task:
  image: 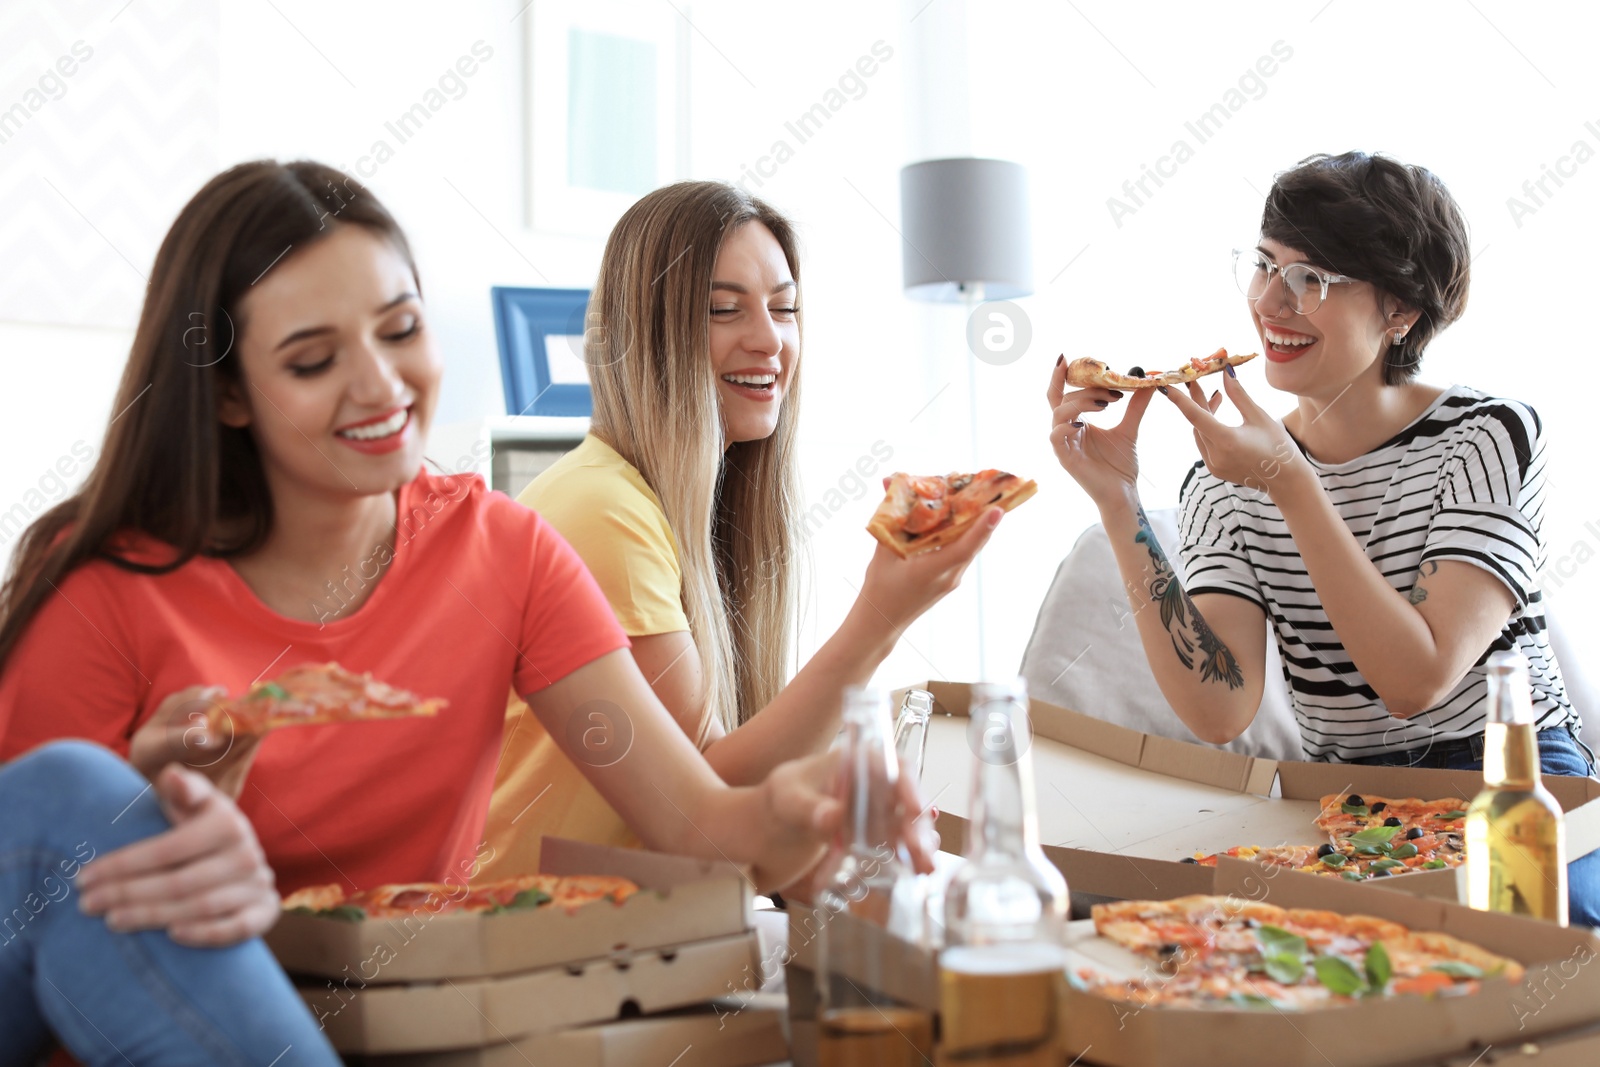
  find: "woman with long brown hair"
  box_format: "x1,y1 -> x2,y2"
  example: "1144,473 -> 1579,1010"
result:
480,181 -> 999,878
0,161 -> 930,1054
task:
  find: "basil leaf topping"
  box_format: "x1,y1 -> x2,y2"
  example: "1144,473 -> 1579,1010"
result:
1313,956 -> 1367,995
1436,810 -> 1468,820
1319,853 -> 1348,868
1257,924 -> 1307,957
1341,803 -> 1370,816
1264,955 -> 1305,984
249,682 -> 290,702
1431,960 -> 1485,979
1371,858 -> 1406,870
1365,943 -> 1392,991
490,888 -> 552,913
1422,859 -> 1449,870
1347,825 -> 1401,845
1391,843 -> 1419,860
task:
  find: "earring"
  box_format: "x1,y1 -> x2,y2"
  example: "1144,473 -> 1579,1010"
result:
1392,328 -> 1408,344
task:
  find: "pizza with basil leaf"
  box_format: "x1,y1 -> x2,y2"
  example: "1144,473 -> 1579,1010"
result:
204,662 -> 445,737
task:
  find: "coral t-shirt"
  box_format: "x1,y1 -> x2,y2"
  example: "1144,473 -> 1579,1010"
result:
0,469 -> 629,895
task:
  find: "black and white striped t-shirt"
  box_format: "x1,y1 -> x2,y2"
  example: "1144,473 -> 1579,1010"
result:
1178,385 -> 1575,761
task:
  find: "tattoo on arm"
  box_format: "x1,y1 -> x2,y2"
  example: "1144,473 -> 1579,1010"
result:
1133,507 -> 1245,690
1408,560 -> 1439,605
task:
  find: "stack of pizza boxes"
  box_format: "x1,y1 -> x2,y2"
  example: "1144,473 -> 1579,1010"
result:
266,836 -> 788,1066
781,681 -> 1600,1067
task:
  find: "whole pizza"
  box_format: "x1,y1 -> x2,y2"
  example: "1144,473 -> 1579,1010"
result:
282,874 -> 639,920
1074,894 -> 1519,1010
1193,793 -> 1468,882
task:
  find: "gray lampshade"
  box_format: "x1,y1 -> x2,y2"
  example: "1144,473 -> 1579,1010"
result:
899,157 -> 1033,302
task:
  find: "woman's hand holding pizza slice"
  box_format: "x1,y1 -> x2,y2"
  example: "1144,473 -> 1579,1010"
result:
129,686 -> 263,799
1047,354 -> 1156,508
1160,363 -> 1304,492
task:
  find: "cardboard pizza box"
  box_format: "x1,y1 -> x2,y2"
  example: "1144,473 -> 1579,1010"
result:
910,680 -> 1600,905
346,1002 -> 789,1067
305,929 -> 761,1054
1061,856 -> 1600,1067
267,836 -> 754,982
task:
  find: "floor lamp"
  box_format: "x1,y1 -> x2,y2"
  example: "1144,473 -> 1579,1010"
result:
899,157 -> 1033,675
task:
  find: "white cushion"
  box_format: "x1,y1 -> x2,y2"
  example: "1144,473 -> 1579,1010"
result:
1019,509 -> 1305,761
1543,602 -> 1599,760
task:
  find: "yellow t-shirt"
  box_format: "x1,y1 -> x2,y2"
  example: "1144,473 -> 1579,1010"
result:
477,435 -> 690,879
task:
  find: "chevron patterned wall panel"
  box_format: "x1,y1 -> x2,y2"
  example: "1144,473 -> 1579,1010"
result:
0,0 -> 219,328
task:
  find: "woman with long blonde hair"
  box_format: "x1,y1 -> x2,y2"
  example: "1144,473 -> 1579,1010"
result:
482,181 -> 999,876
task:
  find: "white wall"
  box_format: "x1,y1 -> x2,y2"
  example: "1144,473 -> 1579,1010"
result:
3,0 -> 1596,695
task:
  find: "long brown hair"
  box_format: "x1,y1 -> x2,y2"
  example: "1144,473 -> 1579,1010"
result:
0,160 -> 418,671
586,181 -> 803,740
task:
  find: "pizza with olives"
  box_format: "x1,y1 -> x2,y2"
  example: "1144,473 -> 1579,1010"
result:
1073,894 -> 1520,1010
1190,793 -> 1467,883
281,874 -> 639,920
1064,348 -> 1257,390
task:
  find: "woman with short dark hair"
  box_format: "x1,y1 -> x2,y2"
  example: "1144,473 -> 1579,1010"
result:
1047,151 -> 1596,924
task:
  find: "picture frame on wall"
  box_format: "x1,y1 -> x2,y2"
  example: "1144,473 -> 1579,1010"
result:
525,0 -> 690,238
491,286 -> 594,417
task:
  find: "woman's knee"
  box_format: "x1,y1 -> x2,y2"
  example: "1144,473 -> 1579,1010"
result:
0,740 -> 151,825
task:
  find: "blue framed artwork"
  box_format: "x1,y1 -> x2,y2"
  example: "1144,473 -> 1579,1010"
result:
491,286 -> 593,417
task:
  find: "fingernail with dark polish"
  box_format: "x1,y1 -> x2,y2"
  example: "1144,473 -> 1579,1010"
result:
1110,391 -> 1124,399
1071,420 -> 1084,428
1226,363 -> 1237,378
1157,385 -> 1169,395
1056,354 -> 1064,368
1094,400 -> 1108,408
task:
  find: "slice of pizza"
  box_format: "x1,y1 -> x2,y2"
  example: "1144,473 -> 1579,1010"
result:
206,662 -> 446,737
1065,348 -> 1257,390
867,470 -> 1037,558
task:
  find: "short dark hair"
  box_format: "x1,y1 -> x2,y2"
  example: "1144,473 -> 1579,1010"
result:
1261,152 -> 1470,385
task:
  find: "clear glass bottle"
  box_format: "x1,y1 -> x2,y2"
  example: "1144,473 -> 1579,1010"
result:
1466,651 -> 1568,924
814,686 -> 933,1067
894,688 -> 935,787
939,678 -> 1068,1067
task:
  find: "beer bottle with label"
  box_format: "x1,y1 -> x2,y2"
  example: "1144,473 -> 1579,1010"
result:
894,688 -> 935,786
814,686 -> 933,1067
1465,651 -> 1568,925
939,678 -> 1069,1067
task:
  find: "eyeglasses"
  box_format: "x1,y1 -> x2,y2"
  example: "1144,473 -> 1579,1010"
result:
1232,249 -> 1353,315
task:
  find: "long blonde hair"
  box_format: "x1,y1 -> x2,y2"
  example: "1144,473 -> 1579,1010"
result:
586,182 -> 803,742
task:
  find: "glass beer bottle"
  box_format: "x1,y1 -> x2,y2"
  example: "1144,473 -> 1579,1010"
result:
815,686 -> 934,1067
940,678 -> 1069,1067
1466,651 -> 1568,924
894,688 -> 935,786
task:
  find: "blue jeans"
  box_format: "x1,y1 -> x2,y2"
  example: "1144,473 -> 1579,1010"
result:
0,741 -> 340,1067
1351,724 -> 1600,928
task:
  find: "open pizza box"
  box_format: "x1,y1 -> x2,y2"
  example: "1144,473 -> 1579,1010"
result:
784,855 -> 1600,1067
344,1002 -> 788,1067
267,835 -> 754,983
1061,856 -> 1600,1067
907,680 -> 1600,905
